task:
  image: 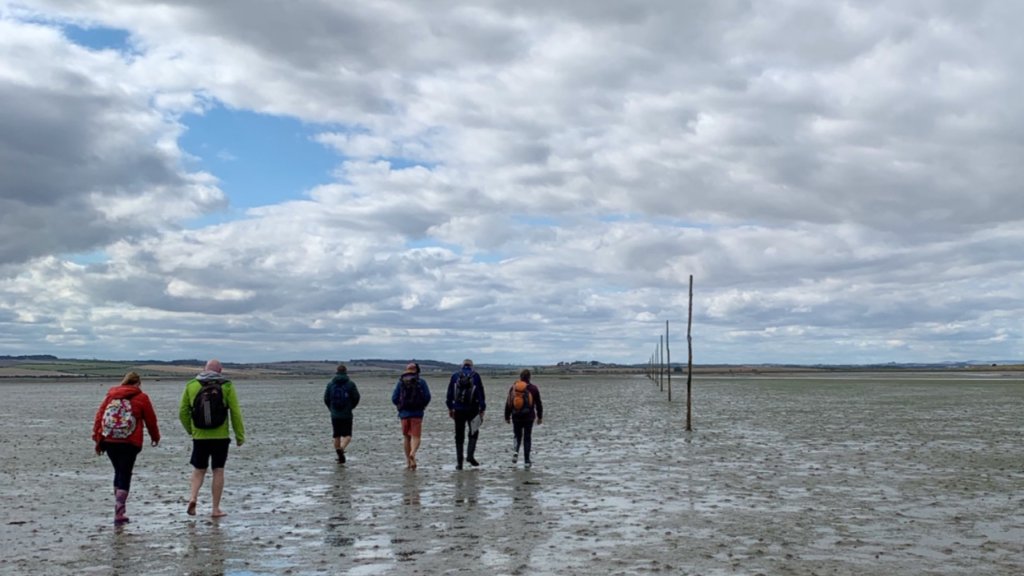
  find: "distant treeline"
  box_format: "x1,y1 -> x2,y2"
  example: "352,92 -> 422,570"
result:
0,355 -> 207,366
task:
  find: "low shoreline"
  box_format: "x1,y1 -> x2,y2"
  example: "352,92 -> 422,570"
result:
2,362 -> 1022,381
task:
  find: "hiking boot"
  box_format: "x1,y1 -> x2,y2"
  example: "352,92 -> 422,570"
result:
512,451 -> 518,464
336,449 -> 346,463
525,461 -> 532,469
467,457 -> 479,467
456,462 -> 463,470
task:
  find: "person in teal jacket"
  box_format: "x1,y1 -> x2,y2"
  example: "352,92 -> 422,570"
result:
324,364 -> 361,463
179,359 -> 245,518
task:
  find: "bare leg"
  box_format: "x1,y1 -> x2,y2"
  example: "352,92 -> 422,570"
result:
409,435 -> 421,470
333,436 -> 346,462
339,436 -> 352,451
211,468 -> 227,517
188,468 -> 205,515
403,435 -> 413,469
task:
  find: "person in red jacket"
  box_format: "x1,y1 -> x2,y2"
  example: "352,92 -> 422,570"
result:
92,371 -> 161,525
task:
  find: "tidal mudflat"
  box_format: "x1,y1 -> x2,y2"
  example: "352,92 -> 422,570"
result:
1,372 -> 1022,575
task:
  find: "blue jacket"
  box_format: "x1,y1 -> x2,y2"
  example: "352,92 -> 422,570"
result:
391,372 -> 430,419
445,367 -> 486,415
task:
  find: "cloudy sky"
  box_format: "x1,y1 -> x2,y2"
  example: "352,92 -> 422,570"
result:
1,1 -> 1021,366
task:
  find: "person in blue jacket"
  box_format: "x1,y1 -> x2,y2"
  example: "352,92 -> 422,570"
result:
446,359 -> 486,469
392,362 -> 430,470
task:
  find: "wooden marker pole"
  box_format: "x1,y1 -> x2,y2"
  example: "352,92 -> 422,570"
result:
686,274 -> 693,431
659,335 -> 664,392
666,320 -> 671,402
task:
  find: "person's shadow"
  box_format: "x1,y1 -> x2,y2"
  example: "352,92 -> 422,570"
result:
324,471 -> 356,549
402,470 -> 421,507
446,471 -> 485,567
454,469 -> 481,508
503,470 -> 544,573
389,472 -> 428,564
183,519 -> 226,575
109,528 -> 133,574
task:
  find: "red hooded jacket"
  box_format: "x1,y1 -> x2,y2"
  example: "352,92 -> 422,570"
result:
92,384 -> 161,450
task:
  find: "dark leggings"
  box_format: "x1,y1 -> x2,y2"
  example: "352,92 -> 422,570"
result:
512,418 -> 535,462
103,442 -> 141,492
453,412 -> 479,461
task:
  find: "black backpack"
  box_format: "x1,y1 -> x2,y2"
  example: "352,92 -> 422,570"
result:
454,371 -> 475,408
330,382 -> 350,411
398,374 -> 425,411
192,381 -> 228,429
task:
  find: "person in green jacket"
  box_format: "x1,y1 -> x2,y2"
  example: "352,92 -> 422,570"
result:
323,364 -> 361,463
179,359 -> 245,518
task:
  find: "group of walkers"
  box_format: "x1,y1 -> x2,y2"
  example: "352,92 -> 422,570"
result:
92,359 -> 245,525
91,358 -> 542,525
327,359 -> 544,470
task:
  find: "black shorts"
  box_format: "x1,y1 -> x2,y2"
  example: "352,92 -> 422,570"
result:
331,417 -> 353,438
190,439 -> 231,470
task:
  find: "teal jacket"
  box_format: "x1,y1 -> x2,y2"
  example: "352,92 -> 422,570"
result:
179,371 -> 246,444
324,373 -> 361,419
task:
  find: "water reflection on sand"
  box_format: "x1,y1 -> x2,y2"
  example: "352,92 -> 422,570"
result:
1,374 -> 1023,575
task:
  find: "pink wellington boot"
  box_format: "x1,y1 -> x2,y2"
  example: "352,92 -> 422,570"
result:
114,489 -> 130,525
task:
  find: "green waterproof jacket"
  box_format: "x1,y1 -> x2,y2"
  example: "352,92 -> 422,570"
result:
324,373 -> 361,419
179,372 -> 246,444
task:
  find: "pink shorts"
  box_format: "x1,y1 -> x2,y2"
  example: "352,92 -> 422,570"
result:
401,417 -> 423,438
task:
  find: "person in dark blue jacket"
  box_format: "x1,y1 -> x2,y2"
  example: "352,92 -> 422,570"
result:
324,364 -> 360,463
446,359 -> 486,469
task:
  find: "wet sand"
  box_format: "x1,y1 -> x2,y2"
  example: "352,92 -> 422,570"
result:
1,373 -> 1022,575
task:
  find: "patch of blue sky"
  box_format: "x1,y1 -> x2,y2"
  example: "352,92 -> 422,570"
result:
383,157 -> 438,171
66,250 -> 109,266
178,105 -> 346,226
62,24 -> 133,53
405,238 -> 460,252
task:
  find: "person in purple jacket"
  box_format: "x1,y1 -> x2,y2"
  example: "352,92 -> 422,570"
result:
504,369 -> 543,468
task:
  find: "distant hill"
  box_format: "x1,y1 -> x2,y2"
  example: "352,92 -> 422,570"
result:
0,355 -> 1021,379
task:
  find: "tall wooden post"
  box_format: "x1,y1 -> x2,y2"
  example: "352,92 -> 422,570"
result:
659,335 -> 664,392
686,274 -> 693,431
666,320 -> 671,402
